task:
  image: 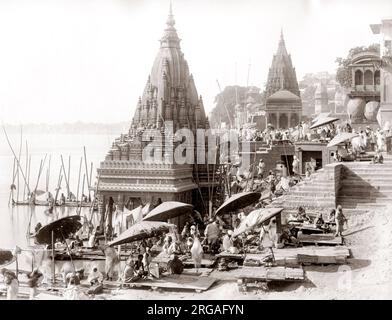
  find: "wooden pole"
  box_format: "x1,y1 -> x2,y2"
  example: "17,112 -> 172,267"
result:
60,155 -> 70,198
52,230 -> 55,284
46,155 -> 51,193
16,127 -> 22,203
83,146 -> 91,197
35,159 -> 43,193
89,161 -> 93,189
54,164 -> 63,206
79,174 -> 85,215
8,158 -> 16,206
23,141 -> 28,200
2,124 -> 31,194
76,157 -> 82,202
35,153 -> 48,193
27,155 -> 31,197
68,155 -> 71,197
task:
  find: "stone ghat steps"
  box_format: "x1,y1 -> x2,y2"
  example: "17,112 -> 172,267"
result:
339,181 -> 392,194
290,186 -> 335,193
281,208 -> 370,218
337,197 -> 392,208
287,192 -> 335,198
339,187 -> 392,195
340,179 -> 392,187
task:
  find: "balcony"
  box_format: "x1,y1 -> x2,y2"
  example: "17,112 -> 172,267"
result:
353,85 -> 380,92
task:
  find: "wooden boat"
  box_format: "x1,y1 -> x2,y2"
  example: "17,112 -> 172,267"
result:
12,199 -> 94,209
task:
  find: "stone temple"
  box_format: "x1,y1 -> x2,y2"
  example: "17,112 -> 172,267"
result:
96,6 -> 216,229
264,31 -> 302,129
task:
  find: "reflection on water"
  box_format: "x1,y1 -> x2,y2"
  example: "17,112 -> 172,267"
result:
0,133 -> 117,271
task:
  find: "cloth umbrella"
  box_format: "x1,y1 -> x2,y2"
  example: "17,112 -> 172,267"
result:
243,122 -> 257,129
233,207 -> 283,237
327,132 -> 359,148
143,201 -> 193,221
108,221 -> 175,246
32,215 -> 82,245
311,112 -> 331,123
215,192 -> 261,216
310,116 -> 339,129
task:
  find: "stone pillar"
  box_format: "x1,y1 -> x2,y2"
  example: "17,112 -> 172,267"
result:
276,112 -> 280,129
288,113 -> 292,128
117,193 -> 125,211
98,194 -> 106,230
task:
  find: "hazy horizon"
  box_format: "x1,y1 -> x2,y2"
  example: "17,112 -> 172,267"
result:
0,0 -> 391,125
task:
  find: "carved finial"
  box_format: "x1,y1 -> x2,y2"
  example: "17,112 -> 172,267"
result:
167,1 -> 175,27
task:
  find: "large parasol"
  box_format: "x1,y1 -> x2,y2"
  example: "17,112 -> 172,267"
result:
311,112 -> 331,123
215,191 -> 261,216
32,215 -> 82,245
143,201 -> 193,222
232,207 -> 284,237
327,132 -> 359,148
310,116 -> 339,129
108,221 -> 175,246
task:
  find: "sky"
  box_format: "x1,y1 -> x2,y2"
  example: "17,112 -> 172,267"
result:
0,0 -> 391,124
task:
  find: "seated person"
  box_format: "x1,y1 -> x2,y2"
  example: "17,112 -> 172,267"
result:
134,255 -> 148,278
279,226 -> 299,247
337,146 -> 356,161
167,254 -> 184,275
298,206 -> 311,222
327,209 -> 336,223
121,259 -> 139,284
314,213 -> 325,228
373,150 -> 384,164
87,266 -> 103,285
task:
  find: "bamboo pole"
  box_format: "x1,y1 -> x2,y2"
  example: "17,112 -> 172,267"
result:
68,155 -> 71,197
46,155 -> 51,193
23,141 -> 28,200
78,174 -> 85,215
8,158 -> 16,206
76,157 -> 82,202
34,153 -> 47,193
2,124 -> 31,195
83,146 -> 91,197
52,230 -> 55,284
89,161 -> 93,189
60,155 -> 70,198
16,127 -> 23,203
27,155 -> 31,197
54,164 -> 63,206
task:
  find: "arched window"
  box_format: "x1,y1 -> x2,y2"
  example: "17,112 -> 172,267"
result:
355,70 -> 363,85
374,70 -> 380,85
364,70 -> 373,85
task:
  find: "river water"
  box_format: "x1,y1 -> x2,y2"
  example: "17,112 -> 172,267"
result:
0,132 -> 117,253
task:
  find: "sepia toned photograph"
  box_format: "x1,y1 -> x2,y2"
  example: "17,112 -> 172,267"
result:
0,0 -> 391,303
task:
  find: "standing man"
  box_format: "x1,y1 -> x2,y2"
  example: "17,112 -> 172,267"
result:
257,159 -> 266,179
292,155 -> 300,176
335,205 -> 347,237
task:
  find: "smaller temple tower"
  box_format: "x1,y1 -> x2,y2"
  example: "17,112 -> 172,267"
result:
314,82 -> 329,114
264,31 -> 302,129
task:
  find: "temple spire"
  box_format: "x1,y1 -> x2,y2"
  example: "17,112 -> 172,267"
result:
167,1 -> 175,27
277,29 -> 287,56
